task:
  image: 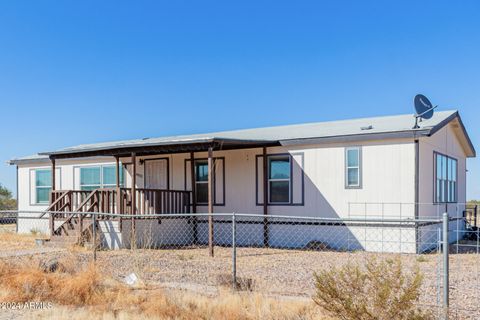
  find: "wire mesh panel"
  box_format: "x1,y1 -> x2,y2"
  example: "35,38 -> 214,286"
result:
2,209 -> 480,318
230,213 -> 443,317
0,211 -> 17,232
450,216 -> 480,319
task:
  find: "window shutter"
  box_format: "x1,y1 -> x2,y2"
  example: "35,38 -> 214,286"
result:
214,158 -> 225,205
55,168 -> 61,189
291,153 -> 304,205
256,155 -> 265,205
184,159 -> 192,191
30,170 -> 36,204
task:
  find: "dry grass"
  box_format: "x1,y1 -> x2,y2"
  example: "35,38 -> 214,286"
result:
0,230 -> 38,251
0,257 -> 105,305
31,292 -> 330,320
0,257 -> 329,320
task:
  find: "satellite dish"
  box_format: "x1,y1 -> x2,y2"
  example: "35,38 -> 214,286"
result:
414,94 -> 434,119
413,94 -> 437,129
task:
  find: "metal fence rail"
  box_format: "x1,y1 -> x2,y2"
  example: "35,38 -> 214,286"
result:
1,210 -> 479,319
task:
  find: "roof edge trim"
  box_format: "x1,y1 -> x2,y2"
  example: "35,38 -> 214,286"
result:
427,111 -> 476,157
279,129 -> 431,146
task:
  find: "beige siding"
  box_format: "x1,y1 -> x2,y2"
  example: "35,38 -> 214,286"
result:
116,139 -> 415,219
17,142 -> 416,218
418,123 -> 468,219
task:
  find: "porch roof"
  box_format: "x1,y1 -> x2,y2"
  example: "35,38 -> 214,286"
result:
9,109 -> 475,163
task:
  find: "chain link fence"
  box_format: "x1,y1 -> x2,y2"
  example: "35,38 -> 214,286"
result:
0,208 -> 479,319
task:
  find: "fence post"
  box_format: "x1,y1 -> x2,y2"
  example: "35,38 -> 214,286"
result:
49,212 -> 54,237
475,205 -> 478,228
442,212 -> 449,319
92,213 -> 97,262
232,212 -> 237,291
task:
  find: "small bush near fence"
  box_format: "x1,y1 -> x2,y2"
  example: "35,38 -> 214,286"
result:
313,256 -> 432,320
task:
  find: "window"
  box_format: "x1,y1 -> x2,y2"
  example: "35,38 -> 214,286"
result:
35,169 -> 51,204
255,153 -> 305,206
195,160 -> 209,203
188,158 -> 225,206
435,153 -> 457,203
268,156 -> 291,203
80,165 -> 124,191
345,147 -> 361,188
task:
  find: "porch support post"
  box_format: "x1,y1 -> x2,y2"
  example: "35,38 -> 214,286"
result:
208,146 -> 214,257
50,158 -> 56,236
115,156 -> 121,213
115,156 -> 122,233
51,158 -> 56,192
131,152 -> 137,249
190,152 -> 198,244
262,147 -> 269,247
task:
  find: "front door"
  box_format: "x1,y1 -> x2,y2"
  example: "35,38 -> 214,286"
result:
145,159 -> 168,189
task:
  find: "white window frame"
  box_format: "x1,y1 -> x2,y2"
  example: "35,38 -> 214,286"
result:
79,164 -> 124,190
34,169 -> 52,204
345,147 -> 362,189
434,152 -> 457,204
268,155 -> 291,204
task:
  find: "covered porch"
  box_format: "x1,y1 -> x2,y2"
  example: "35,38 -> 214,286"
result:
42,138 -> 279,252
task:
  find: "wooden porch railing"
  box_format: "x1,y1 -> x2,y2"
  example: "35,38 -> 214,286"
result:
47,188 -> 191,216
120,188 -> 191,215
42,190 -> 92,218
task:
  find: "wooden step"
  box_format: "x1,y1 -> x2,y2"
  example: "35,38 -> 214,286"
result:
54,219 -> 94,235
52,220 -> 95,244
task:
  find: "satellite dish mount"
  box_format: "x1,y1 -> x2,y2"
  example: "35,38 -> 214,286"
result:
413,94 -> 437,129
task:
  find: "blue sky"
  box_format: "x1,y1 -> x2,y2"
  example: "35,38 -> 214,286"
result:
1,1 -> 479,199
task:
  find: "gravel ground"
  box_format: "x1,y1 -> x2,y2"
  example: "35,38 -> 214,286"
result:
1,245 -> 479,319
0,247 -> 65,258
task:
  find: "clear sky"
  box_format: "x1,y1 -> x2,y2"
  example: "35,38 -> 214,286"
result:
1,1 -> 479,199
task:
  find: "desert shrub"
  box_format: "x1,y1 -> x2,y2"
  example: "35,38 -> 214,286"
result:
313,256 -> 432,320
217,273 -> 255,291
305,240 -> 335,251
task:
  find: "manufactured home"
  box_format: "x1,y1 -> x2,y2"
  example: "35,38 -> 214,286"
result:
9,110 -> 475,253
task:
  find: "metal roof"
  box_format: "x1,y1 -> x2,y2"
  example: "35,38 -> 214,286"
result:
8,153 -> 50,165
7,154 -> 114,165
9,110 -> 475,164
